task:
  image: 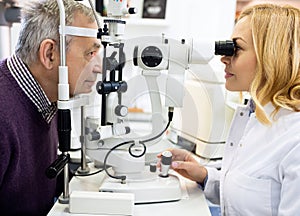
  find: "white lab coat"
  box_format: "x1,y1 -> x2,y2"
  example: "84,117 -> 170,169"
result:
204,102 -> 300,216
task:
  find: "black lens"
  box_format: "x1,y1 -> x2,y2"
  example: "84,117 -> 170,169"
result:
141,46 -> 163,68
215,40 -> 235,56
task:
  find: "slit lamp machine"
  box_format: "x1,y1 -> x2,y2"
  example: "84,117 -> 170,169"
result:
42,0 -> 236,211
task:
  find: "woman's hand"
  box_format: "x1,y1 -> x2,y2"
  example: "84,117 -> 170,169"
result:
157,148 -> 208,184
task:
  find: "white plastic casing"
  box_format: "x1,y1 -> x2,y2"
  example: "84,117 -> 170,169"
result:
69,191 -> 134,215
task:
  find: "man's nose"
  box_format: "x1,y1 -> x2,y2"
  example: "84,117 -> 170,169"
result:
93,65 -> 102,74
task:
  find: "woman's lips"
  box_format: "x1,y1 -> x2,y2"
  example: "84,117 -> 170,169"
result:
225,71 -> 234,79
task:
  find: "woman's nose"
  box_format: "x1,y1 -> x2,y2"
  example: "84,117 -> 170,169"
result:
221,55 -> 231,65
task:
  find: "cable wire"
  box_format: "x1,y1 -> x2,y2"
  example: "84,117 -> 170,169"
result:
103,140 -> 135,181
92,108 -> 174,182
73,168 -> 104,177
141,108 -> 173,143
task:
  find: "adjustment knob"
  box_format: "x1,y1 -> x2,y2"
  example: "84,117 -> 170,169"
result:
115,105 -> 128,117
128,7 -> 137,14
160,151 -> 172,177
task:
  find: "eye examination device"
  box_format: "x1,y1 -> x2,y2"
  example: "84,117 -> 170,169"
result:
215,40 -> 235,56
35,0 -> 238,214
85,37 -> 232,205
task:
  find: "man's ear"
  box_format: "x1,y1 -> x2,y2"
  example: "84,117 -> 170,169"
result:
39,39 -> 57,69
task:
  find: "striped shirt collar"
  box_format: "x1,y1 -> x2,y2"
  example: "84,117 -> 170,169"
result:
7,54 -> 57,123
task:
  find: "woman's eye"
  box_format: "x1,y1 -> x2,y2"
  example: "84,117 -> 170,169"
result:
234,46 -> 241,56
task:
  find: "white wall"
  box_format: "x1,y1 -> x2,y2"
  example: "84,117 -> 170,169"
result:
125,0 -> 236,40
9,0 -> 237,55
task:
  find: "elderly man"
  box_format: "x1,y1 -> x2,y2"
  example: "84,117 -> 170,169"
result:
0,0 -> 101,215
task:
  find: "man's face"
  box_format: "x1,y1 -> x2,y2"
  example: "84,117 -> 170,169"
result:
66,12 -> 102,96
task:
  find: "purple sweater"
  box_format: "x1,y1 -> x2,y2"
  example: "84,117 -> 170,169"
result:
0,59 -> 58,215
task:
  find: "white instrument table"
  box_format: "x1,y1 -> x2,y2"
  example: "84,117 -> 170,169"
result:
48,163 -> 211,216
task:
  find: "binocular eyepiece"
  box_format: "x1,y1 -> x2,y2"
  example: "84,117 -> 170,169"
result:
215,40 -> 235,56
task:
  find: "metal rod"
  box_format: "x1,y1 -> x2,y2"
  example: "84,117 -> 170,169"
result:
77,105 -> 90,174
101,46 -> 107,126
58,159 -> 69,204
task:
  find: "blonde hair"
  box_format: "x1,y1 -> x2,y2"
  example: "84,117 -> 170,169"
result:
238,4 -> 300,125
15,0 -> 95,66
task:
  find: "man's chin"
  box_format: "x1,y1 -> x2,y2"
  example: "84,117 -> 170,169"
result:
72,88 -> 93,96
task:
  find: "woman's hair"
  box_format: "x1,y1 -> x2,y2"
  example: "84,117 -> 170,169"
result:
15,0 -> 95,66
238,4 -> 300,124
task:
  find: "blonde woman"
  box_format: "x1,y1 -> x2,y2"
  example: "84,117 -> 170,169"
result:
159,4 -> 300,215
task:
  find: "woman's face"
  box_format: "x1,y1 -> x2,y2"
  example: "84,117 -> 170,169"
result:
221,16 -> 257,91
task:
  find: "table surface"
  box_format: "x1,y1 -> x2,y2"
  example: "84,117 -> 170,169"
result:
48,163 -> 212,216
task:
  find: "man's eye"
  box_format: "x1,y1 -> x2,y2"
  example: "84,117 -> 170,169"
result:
87,51 -> 97,58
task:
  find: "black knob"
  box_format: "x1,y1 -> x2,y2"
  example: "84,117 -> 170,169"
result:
128,7 -> 137,14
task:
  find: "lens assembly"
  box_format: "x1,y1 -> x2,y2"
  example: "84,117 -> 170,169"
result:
215,40 -> 235,56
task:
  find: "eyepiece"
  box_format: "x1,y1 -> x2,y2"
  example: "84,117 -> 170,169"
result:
215,40 -> 235,56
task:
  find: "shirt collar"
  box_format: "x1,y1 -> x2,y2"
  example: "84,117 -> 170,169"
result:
250,99 -> 294,121
7,54 -> 57,123
263,102 -> 293,121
